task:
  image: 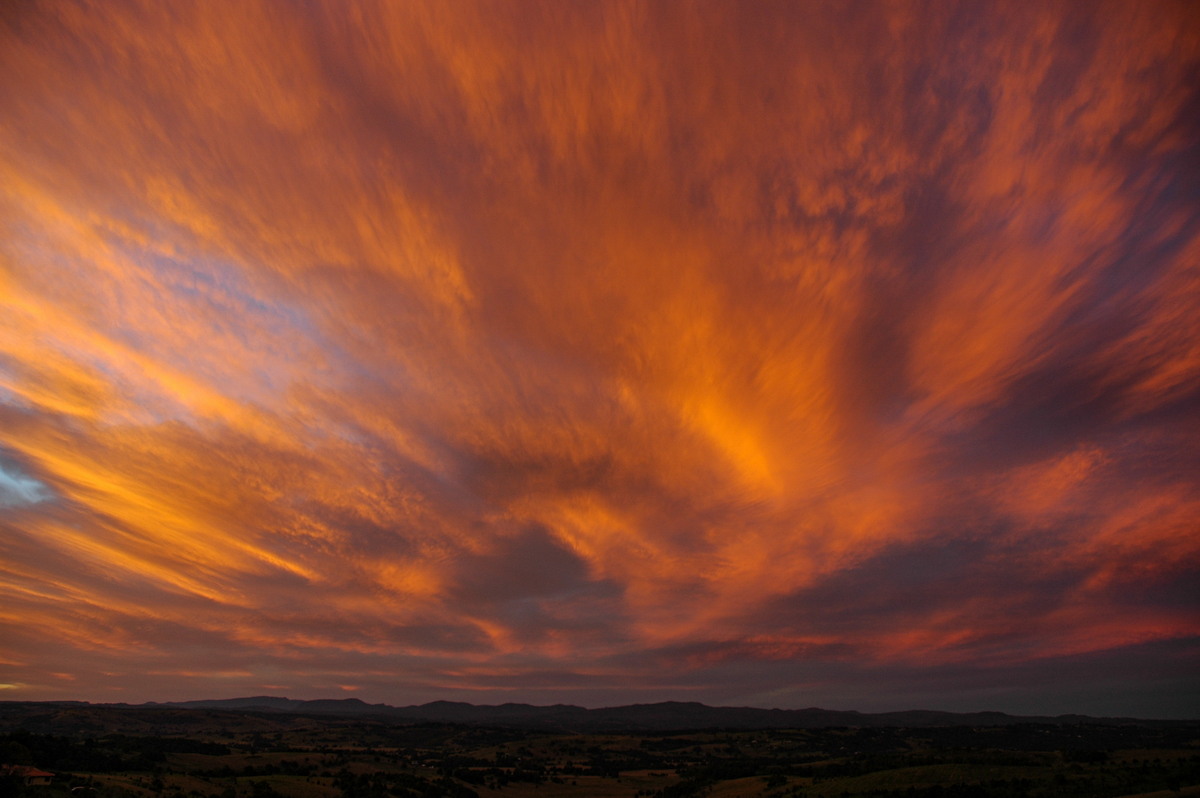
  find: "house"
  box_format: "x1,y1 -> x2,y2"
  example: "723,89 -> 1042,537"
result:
1,765 -> 54,786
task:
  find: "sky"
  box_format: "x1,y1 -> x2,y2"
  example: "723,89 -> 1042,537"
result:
1,1 -> 1198,719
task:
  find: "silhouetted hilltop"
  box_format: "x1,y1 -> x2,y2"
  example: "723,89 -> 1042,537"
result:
1,697 -> 1193,736
65,696 -> 1180,732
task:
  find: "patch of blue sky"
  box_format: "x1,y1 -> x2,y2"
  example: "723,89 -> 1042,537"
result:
0,452 -> 54,507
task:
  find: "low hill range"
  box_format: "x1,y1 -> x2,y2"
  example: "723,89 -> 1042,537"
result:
27,696 -> 1173,732
4,699 -> 1197,798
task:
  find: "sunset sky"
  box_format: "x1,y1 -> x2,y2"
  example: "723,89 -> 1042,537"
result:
1,1 -> 1198,718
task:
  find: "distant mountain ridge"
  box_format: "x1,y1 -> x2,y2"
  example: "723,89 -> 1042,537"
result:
105,696 -> 1162,732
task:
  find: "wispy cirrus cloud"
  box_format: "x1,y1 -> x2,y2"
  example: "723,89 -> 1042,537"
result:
0,0 -> 1197,715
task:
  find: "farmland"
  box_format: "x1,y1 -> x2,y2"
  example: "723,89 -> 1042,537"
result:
1,703 -> 1197,798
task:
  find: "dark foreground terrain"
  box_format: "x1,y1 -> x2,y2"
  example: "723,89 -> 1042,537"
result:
1,701 -> 1197,798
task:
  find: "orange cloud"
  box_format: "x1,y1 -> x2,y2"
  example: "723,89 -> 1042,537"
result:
0,0 -> 1197,715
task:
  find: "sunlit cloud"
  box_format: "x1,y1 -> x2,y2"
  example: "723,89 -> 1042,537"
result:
0,0 -> 1197,716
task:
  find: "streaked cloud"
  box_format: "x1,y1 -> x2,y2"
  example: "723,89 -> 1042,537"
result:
0,0 -> 1197,715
